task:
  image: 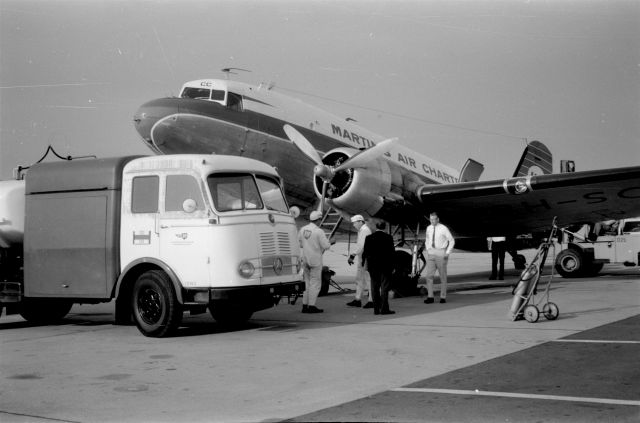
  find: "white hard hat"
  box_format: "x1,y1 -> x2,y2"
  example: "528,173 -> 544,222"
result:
350,214 -> 364,223
310,210 -> 323,221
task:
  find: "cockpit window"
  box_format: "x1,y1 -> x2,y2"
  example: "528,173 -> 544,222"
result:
227,92 -> 243,111
181,87 -> 211,100
211,89 -> 225,101
207,173 -> 263,212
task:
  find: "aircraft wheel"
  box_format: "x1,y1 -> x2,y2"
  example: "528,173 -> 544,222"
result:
391,250 -> 419,297
132,270 -> 182,337
542,302 -> 559,320
19,298 -> 73,323
523,304 -> 540,323
554,249 -> 584,278
513,254 -> 527,270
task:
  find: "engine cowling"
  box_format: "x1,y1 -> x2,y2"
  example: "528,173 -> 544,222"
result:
315,147 -> 392,216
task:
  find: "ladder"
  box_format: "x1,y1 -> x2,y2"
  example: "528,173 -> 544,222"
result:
318,206 -> 344,240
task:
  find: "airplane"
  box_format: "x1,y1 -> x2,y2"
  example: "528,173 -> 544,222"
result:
133,76 -> 640,286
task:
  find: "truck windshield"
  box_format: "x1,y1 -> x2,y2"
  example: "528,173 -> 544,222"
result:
207,173 -> 264,212
256,176 -> 288,213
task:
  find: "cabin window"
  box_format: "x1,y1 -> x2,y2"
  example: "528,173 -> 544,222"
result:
165,175 -> 204,212
207,173 -> 263,212
181,87 -> 211,100
132,175 -> 159,213
256,176 -> 288,213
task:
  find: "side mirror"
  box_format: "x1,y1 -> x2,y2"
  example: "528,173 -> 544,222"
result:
290,206 -> 300,218
182,199 -> 197,213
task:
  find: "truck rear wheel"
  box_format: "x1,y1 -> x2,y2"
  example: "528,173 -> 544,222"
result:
555,249 -> 584,278
132,270 -> 182,337
19,298 -> 73,323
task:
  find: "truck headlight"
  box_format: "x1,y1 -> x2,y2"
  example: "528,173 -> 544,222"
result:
238,261 -> 255,278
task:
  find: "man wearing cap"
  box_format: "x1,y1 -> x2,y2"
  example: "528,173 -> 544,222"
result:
346,215 -> 374,309
298,210 -> 332,313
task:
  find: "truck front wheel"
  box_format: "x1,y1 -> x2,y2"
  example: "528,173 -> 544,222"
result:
555,249 -> 585,278
132,270 -> 182,337
19,298 -> 72,323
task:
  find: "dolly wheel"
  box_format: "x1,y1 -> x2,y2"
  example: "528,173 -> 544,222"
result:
542,302 -> 559,320
523,305 -> 539,323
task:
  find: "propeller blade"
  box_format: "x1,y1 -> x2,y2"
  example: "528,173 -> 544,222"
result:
319,180 -> 328,215
334,137 -> 398,172
283,124 -> 323,166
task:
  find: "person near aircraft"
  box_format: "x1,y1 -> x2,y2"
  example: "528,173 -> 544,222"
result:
298,210 -> 332,313
362,221 -> 396,315
424,212 -> 455,304
487,236 -> 506,280
346,215 -> 374,309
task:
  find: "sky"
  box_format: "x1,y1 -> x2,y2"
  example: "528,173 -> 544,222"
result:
1,0 -> 639,181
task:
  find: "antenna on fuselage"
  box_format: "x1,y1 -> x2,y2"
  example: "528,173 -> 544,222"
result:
221,67 -> 251,79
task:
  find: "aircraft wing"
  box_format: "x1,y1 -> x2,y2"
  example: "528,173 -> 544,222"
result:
417,166 -> 640,237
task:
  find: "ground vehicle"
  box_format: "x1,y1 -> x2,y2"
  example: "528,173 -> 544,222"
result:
554,218 -> 640,277
0,154 -> 303,336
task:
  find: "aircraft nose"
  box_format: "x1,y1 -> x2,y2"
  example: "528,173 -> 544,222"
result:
132,98 -> 178,150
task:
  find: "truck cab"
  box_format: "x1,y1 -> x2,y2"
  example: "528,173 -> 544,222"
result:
554,217 -> 640,277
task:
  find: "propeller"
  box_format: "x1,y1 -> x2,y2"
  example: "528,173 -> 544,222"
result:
283,124 -> 398,215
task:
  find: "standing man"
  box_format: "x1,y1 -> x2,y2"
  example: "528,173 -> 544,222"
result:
487,236 -> 506,280
362,221 -> 396,315
424,212 -> 455,304
346,215 -> 374,309
298,210 -> 332,313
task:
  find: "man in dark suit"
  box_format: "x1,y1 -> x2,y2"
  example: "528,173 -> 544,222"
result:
362,220 -> 396,315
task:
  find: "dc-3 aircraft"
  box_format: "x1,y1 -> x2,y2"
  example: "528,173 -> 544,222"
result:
133,75 -> 640,286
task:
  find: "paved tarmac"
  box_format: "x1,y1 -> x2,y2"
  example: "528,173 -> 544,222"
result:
1,248 -> 638,423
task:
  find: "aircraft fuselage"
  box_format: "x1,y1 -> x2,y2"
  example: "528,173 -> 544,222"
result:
133,79 -> 460,222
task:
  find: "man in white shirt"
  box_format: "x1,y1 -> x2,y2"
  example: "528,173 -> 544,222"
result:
298,210 -> 332,313
487,236 -> 506,280
346,215 -> 374,308
424,212 -> 455,304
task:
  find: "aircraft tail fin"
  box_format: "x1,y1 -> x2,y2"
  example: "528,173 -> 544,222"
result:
513,140 -> 552,177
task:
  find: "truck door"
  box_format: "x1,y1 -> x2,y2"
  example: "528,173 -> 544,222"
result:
616,220 -> 640,264
158,174 -> 211,288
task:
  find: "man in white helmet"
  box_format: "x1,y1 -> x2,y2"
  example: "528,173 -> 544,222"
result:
298,210 -> 332,313
346,214 -> 374,309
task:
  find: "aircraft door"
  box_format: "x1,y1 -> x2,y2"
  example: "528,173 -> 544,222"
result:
158,174 -> 212,288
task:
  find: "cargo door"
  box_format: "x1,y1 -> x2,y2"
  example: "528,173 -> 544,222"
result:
24,192 -> 114,297
158,174 -> 211,288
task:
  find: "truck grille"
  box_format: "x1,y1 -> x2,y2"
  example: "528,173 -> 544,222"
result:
259,231 -> 292,255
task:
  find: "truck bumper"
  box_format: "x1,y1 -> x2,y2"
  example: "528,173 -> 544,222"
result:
182,280 -> 305,311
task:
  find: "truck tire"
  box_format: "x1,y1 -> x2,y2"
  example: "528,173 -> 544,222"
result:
19,298 -> 73,323
132,270 -> 182,337
209,302 -> 253,328
555,249 -> 584,278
